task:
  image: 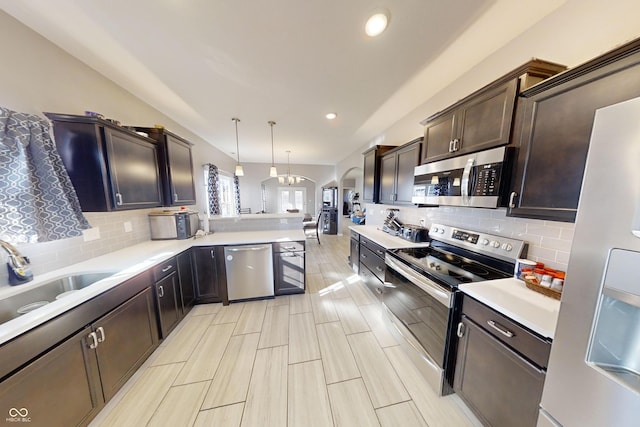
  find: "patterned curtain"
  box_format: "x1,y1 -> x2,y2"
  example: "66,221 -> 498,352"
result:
206,163 -> 221,215
233,175 -> 241,215
0,108 -> 90,244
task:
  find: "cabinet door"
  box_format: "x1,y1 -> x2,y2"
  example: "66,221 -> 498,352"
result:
0,326 -> 103,427
94,287 -> 159,401
274,251 -> 305,295
379,153 -> 397,204
422,112 -> 456,163
395,142 -> 421,204
103,127 -> 162,210
192,246 -> 224,303
456,79 -> 517,155
177,250 -> 195,314
509,59 -> 640,222
454,316 -> 544,427
166,135 -> 196,205
362,149 -> 378,203
155,273 -> 180,338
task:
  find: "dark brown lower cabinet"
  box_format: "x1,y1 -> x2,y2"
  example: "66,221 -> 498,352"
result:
0,287 -> 158,427
0,326 -> 102,427
273,241 -> 305,295
454,299 -> 548,427
192,246 -> 227,304
177,249 -> 195,314
154,272 -> 180,339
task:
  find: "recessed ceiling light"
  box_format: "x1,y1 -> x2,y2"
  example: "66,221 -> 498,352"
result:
326,112 -> 337,120
365,11 -> 389,37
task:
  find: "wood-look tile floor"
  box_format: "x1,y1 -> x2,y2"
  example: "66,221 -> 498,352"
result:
89,224 -> 482,427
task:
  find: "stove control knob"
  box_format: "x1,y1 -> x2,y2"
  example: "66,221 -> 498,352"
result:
432,227 -> 439,234
439,228 -> 445,234
480,239 -> 490,245
435,265 -> 441,270
501,243 -> 513,252
490,240 -> 500,248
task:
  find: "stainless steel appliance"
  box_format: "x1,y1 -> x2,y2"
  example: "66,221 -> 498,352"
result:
149,210 -> 199,240
224,244 -> 274,301
412,146 -> 512,208
322,187 -> 338,207
321,207 -> 338,234
383,223 -> 526,395
399,224 -> 430,243
538,97 -> 640,427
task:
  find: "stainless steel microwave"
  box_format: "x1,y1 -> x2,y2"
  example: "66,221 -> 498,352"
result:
412,146 -> 511,208
149,210 -> 199,240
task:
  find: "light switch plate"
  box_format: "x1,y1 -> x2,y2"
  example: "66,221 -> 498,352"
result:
123,221 -> 132,232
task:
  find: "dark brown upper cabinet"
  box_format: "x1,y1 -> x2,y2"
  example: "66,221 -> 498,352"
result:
46,113 -> 163,212
379,138 -> 422,205
508,39 -> 640,223
420,60 -> 566,165
135,127 -> 196,206
362,145 -> 394,203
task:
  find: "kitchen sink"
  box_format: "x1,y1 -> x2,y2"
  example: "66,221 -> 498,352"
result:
0,272 -> 116,325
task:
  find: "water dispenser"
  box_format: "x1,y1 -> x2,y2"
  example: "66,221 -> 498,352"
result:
587,248 -> 640,393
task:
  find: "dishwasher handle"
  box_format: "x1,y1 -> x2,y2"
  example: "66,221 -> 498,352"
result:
226,246 -> 269,252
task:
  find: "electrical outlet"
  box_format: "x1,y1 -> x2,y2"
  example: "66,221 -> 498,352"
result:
82,227 -> 100,242
419,218 -> 426,227
123,221 -> 132,232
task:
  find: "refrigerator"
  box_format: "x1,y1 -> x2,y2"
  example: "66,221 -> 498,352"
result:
538,97 -> 640,426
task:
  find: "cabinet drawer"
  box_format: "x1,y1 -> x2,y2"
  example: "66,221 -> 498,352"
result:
273,241 -> 305,253
360,237 -> 386,259
359,264 -> 383,302
152,257 -> 177,281
461,295 -> 551,368
350,230 -> 360,241
360,246 -> 385,283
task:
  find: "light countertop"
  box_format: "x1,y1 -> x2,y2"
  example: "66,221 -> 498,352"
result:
0,229 -> 305,345
459,278 -> 561,339
349,225 -> 430,249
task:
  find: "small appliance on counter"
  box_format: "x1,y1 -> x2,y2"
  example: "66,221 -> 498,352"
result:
382,208 -> 402,236
149,209 -> 199,240
399,224 -> 430,243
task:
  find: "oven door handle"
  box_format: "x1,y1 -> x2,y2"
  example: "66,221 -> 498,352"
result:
385,256 -> 451,307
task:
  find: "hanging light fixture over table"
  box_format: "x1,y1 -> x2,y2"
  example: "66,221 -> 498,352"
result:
269,121 -> 277,177
232,117 -> 244,176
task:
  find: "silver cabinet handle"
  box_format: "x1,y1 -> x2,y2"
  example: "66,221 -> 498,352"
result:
376,249 -> 384,256
361,254 -> 367,259
88,332 -> 98,349
375,266 -> 383,272
96,326 -> 106,343
509,191 -> 518,208
448,140 -> 454,152
457,322 -> 465,338
375,287 -> 383,294
487,320 -> 514,338
453,138 -> 460,151
115,192 -> 123,206
162,265 -> 173,273
283,245 -> 297,251
158,285 -> 164,298
174,192 -> 179,201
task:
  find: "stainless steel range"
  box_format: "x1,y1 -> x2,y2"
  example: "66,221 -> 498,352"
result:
383,223 -> 527,395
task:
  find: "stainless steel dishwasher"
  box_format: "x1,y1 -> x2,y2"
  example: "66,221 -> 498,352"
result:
224,244 -> 274,301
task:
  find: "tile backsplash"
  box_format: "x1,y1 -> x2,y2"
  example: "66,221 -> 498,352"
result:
0,209 -> 157,288
365,203 -> 575,271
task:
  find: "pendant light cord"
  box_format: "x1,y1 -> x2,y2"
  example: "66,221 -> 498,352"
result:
232,117 -> 240,164
269,121 -> 276,166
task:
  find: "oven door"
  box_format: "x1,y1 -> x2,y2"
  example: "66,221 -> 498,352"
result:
383,253 -> 454,395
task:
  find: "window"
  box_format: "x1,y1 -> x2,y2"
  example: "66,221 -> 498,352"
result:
218,173 -> 236,216
278,187 -> 306,212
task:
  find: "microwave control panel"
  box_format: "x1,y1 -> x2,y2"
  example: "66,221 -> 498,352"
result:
472,163 -> 502,196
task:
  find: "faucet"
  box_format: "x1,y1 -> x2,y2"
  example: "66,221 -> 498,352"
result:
0,240 -> 33,285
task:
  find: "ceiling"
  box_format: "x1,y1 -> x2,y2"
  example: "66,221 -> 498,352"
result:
0,0 -> 565,165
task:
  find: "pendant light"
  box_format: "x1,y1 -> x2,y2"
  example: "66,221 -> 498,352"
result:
232,117 -> 244,176
268,121 -> 277,177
